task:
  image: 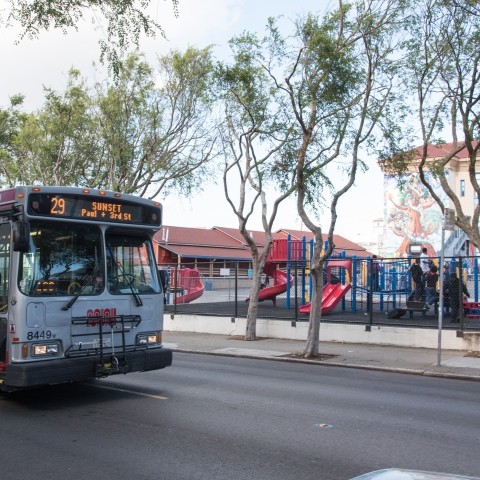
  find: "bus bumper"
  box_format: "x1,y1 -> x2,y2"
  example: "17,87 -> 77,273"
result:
2,347 -> 172,389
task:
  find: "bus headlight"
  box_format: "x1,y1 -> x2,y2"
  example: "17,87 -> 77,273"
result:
136,332 -> 162,345
32,342 -> 61,356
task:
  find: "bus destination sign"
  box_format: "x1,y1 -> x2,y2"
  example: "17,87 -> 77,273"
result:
27,193 -> 161,226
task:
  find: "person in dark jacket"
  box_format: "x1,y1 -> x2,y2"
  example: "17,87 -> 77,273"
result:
425,265 -> 439,306
410,258 -> 424,300
443,272 -> 470,322
370,255 -> 382,292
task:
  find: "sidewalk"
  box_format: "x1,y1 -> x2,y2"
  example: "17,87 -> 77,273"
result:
163,331 -> 480,381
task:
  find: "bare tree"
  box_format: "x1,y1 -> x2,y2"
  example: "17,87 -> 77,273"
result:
217,39 -> 296,339
94,50 -> 218,198
259,2 -> 402,357
386,0 -> 480,250
295,1 -> 405,357
217,1 -> 403,348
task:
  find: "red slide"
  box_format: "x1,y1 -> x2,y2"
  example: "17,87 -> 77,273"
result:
257,269 -> 291,305
246,263 -> 291,306
298,282 -> 351,315
172,268 -> 205,304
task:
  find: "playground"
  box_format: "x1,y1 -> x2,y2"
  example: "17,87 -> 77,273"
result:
167,267 -> 205,305
164,237 -> 356,314
163,236 -> 480,333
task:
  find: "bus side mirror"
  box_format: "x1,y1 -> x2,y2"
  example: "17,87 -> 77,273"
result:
13,221 -> 30,252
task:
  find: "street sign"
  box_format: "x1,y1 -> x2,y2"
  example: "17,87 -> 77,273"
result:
443,208 -> 455,230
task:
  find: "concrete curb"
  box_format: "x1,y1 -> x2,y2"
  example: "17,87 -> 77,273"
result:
171,347 -> 480,382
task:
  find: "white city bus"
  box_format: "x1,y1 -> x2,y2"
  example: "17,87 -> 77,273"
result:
0,186 -> 172,391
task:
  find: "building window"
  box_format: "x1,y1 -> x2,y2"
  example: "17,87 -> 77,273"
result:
460,179 -> 465,197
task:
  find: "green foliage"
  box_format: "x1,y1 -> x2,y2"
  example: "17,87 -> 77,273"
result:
216,1 -> 407,226
395,0 -> 480,249
7,0 -> 179,75
299,13 -> 361,107
0,95 -> 28,184
0,49 -> 217,197
217,32 -> 271,127
204,1 -> 409,346
9,70 -> 96,185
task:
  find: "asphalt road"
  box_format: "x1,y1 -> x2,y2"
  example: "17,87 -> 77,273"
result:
1,353 -> 479,480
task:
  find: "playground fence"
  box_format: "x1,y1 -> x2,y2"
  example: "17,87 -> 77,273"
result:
161,254 -> 480,333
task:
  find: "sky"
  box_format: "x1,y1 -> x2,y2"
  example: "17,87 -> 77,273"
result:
0,0 -> 385,248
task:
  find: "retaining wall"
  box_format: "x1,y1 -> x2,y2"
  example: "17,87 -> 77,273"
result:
164,314 -> 480,352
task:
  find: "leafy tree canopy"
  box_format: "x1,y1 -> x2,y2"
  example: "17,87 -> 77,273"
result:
0,49 -> 217,198
5,0 -> 179,75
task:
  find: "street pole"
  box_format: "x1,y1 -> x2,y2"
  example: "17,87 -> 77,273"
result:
437,227 -> 445,366
437,208 -> 455,366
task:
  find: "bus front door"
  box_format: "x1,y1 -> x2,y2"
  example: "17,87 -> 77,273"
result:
0,317 -> 6,369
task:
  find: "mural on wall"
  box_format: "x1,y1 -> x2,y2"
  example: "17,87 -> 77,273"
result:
385,174 -> 444,257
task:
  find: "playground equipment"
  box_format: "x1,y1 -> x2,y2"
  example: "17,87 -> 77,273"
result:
298,259 -> 353,315
170,267 -> 204,304
255,263 -> 291,306
263,236 -> 351,314
464,301 -> 480,319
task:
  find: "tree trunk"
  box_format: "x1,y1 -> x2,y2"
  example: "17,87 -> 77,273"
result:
304,266 -> 323,357
245,261 -> 264,341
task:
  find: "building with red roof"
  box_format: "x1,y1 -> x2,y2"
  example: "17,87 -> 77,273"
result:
153,225 -> 373,276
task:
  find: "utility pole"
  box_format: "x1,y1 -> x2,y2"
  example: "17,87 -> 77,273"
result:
437,208 -> 455,366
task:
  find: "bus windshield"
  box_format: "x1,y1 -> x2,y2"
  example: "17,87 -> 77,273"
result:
18,224 -> 161,297
106,232 -> 161,295
19,222 -> 103,296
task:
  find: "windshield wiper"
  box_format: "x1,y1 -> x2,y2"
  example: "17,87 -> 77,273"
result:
107,245 -> 143,307
123,274 -> 143,307
62,265 -> 99,311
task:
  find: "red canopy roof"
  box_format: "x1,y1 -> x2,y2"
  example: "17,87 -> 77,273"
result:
154,225 -> 373,260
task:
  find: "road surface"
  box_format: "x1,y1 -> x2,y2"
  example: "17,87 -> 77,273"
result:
1,353 -> 479,480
